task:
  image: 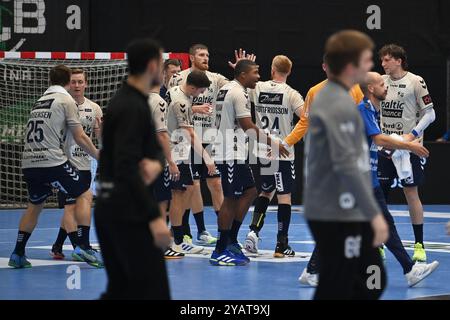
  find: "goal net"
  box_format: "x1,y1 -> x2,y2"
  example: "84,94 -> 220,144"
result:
0,51 -> 189,208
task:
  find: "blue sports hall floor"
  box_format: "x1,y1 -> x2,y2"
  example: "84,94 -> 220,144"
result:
1,205 -> 449,300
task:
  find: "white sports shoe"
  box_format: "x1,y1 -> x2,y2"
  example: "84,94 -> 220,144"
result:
405,261 -> 439,287
298,268 -> 319,287
244,230 -> 260,254
196,231 -> 217,246
173,241 -> 204,254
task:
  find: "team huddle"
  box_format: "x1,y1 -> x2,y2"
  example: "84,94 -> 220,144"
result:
8,37 -> 441,293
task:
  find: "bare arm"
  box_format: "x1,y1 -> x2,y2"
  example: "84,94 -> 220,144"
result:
238,117 -> 289,158
157,131 -> 175,165
184,126 -> 213,164
372,134 -> 429,158
70,125 -> 99,160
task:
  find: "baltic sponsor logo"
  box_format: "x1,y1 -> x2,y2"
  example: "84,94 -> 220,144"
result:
193,95 -> 213,105
258,92 -> 283,105
381,100 -> 404,118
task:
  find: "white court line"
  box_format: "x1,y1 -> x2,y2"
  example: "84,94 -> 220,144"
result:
27,244 -> 311,263
262,206 -> 450,219
0,257 -> 84,269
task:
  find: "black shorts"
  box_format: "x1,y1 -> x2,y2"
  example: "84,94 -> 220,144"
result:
22,161 -> 90,205
217,161 -> 255,198
57,170 -> 92,208
154,165 -> 172,202
191,145 -> 221,180
171,163 -> 194,191
377,153 -> 426,187
258,158 -> 296,195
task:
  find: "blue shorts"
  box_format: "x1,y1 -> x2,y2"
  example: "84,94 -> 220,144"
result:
377,153 -> 426,187
57,170 -> 92,208
22,161 -> 89,205
154,165 -> 172,202
217,161 -> 255,198
171,163 -> 194,191
191,145 -> 221,180
258,159 -> 296,195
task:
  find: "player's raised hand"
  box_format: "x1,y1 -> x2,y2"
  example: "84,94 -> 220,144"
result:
228,48 -> 257,69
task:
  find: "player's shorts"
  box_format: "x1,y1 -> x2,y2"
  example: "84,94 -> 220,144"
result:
191,145 -> 221,180
57,170 -> 92,208
258,159 -> 296,195
217,161 -> 255,198
154,165 -> 172,202
22,161 -> 90,205
377,153 -> 426,187
171,163 -> 194,191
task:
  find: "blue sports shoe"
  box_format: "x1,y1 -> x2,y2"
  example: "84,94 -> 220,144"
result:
209,249 -> 248,266
72,246 -> 104,268
8,252 -> 32,269
227,243 -> 250,264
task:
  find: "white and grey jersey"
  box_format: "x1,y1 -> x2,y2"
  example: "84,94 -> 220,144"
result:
380,72 -> 433,138
148,92 -> 168,132
168,68 -> 229,143
165,86 -> 193,163
64,98 -> 102,171
251,80 -> 304,160
213,80 -> 252,162
304,80 -> 380,222
22,86 -> 81,169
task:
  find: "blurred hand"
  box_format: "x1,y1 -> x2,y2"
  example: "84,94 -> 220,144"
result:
371,214 -> 389,247
149,217 -> 172,250
192,104 -> 212,115
207,163 -> 217,176
139,158 -> 162,185
446,221 -> 450,235
168,161 -> 180,181
401,133 -> 415,142
408,141 -> 429,158
277,142 -> 290,159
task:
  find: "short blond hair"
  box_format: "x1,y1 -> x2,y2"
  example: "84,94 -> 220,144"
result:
272,55 -> 292,74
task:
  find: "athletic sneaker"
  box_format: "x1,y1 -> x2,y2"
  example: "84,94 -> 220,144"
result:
227,243 -> 250,264
274,241 -> 295,258
412,243 -> 427,262
209,249 -> 248,266
298,268 -> 318,287
405,261 -> 439,287
72,246 -> 104,268
50,244 -> 65,260
8,252 -> 32,269
378,245 -> 386,261
244,230 -> 260,254
196,231 -> 217,246
183,235 -> 193,244
172,241 -> 204,254
164,247 -> 185,259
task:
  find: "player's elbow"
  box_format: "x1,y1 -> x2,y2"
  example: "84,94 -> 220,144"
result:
428,108 -> 436,123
